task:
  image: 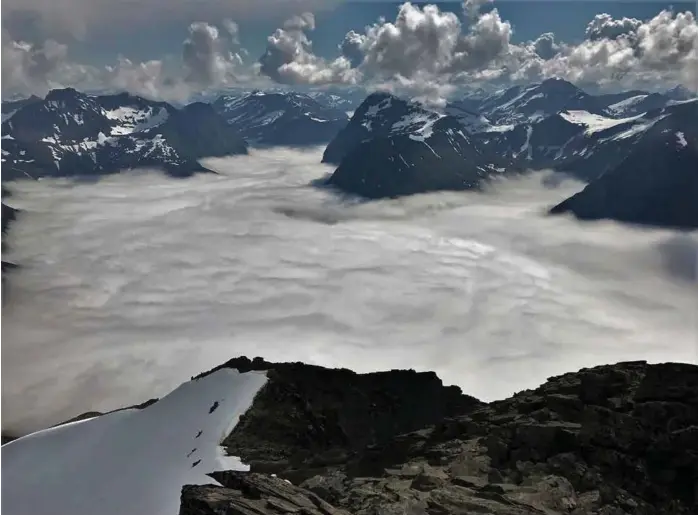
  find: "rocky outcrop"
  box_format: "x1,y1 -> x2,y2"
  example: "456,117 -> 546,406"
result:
181,472 -> 349,515
199,356 -> 480,484
181,359 -> 698,515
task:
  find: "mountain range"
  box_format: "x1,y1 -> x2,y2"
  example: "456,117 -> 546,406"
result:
318,80 -> 697,229
212,91 -> 349,147
2,80 -> 696,228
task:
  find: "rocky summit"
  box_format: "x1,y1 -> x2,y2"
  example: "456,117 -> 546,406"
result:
179,358 -> 698,515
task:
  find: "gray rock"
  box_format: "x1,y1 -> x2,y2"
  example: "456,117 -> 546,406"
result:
180,360 -> 698,515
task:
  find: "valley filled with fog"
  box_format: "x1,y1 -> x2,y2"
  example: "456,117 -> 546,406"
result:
2,146 -> 697,433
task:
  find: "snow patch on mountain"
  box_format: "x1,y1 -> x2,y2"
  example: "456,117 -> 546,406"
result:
1,368 -> 268,515
608,115 -> 669,141
394,111 -> 443,137
105,106 -> 170,136
559,110 -> 641,135
606,95 -> 648,115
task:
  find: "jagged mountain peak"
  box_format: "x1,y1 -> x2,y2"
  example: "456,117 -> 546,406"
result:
538,77 -> 581,92
44,87 -> 85,101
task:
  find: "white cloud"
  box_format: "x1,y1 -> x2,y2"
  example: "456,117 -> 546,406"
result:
1,29 -> 85,96
585,13 -> 643,41
257,2 -> 697,97
3,152 -> 696,434
546,10 -> 698,91
259,12 -> 360,85
1,20 -> 258,100
182,22 -> 245,88
2,1 -> 697,102
339,30 -> 366,68
529,32 -> 560,61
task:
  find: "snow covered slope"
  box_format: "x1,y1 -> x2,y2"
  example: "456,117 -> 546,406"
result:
1,89 -> 248,180
1,368 -> 267,515
212,91 -> 349,147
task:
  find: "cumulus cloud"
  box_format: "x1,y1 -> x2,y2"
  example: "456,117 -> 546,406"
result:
548,10 -> 698,91
182,22 -> 244,88
361,4 -> 462,79
256,2 -> 697,96
529,32 -> 560,60
3,0 -> 698,101
585,13 -> 643,41
3,151 -> 697,434
103,58 -> 189,103
259,12 -> 359,85
1,19 -> 255,100
258,1 -> 533,100
1,29 -> 91,96
338,31 -> 366,68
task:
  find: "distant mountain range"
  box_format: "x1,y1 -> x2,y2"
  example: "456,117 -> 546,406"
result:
1,88 -> 353,181
1,89 -> 248,180
212,91 -> 349,147
319,80 -> 697,229
2,80 -> 696,228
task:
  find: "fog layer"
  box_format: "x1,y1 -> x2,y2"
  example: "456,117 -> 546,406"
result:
3,147 -> 697,433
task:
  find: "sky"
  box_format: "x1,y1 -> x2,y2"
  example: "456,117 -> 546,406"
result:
2,1 -> 698,102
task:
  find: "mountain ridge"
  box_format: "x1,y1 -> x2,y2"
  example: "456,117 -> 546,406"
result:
4,357 -> 696,515
1,88 -> 248,180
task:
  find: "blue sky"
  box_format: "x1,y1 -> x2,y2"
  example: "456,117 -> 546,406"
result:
73,1 -> 696,65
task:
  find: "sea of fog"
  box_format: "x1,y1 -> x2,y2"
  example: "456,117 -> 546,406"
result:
2,146 -> 697,433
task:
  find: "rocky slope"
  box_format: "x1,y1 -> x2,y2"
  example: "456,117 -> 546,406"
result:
323,92 -> 491,166
1,88 -> 248,180
179,358 -> 698,515
325,117 -> 515,199
551,104 -> 698,229
321,93 -> 515,198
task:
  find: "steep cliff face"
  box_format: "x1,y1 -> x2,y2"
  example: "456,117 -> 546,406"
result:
182,359 -> 698,515
197,356 -> 481,484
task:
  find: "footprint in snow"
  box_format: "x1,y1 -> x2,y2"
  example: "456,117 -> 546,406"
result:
195,430 -> 203,439
208,401 -> 219,414
191,459 -> 201,468
187,448 -> 197,458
